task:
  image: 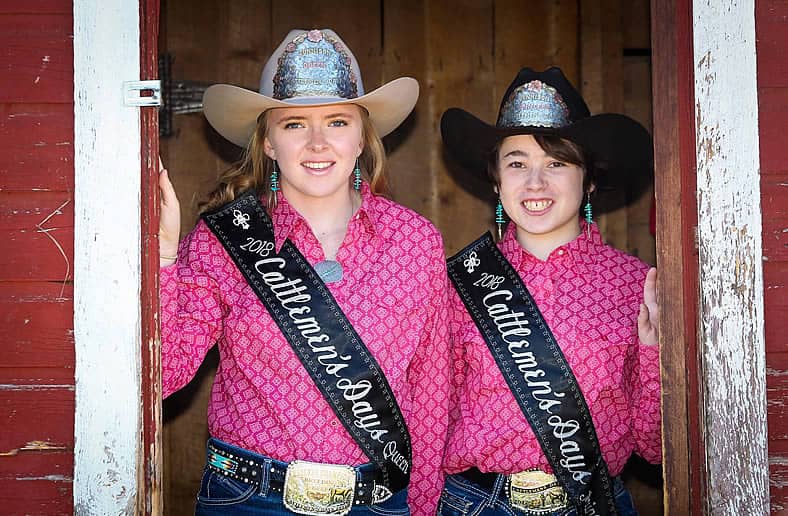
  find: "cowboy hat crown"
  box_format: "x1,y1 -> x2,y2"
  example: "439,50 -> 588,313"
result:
203,29 -> 419,147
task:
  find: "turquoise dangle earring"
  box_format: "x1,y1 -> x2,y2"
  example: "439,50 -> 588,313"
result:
495,197 -> 506,240
270,161 -> 280,192
584,191 -> 593,237
353,159 -> 362,191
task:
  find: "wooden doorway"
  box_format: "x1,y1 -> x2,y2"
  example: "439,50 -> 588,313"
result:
158,1 -> 664,513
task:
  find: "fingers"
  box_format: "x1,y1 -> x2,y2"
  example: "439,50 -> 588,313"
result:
157,159 -> 181,261
638,302 -> 659,346
159,167 -> 178,209
639,269 -> 660,345
638,302 -> 648,326
644,267 -> 657,294
643,267 -> 658,309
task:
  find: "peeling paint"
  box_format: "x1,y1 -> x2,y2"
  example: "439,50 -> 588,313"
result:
73,0 -> 143,513
693,0 -> 769,513
0,440 -> 70,456
0,384 -> 74,391
15,475 -> 72,482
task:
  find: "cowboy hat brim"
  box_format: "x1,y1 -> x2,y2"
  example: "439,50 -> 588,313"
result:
441,107 -> 654,204
203,77 -> 419,148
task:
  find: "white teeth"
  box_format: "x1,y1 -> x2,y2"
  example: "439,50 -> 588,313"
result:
302,161 -> 333,170
522,200 -> 553,211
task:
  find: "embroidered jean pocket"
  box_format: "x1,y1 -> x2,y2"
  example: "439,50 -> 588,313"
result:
437,489 -> 473,516
196,467 -> 257,506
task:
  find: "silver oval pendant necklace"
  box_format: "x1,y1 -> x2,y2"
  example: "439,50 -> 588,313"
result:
314,259 -> 343,283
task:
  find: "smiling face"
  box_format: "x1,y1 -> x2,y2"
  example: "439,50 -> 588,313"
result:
496,134 -> 589,253
263,104 -> 364,208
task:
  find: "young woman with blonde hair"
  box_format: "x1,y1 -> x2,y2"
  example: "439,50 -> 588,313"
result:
159,29 -> 449,515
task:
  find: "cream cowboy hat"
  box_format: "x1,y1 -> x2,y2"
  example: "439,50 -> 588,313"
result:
203,29 -> 419,147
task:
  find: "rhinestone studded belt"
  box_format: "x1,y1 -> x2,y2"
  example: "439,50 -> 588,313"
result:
206,442 -> 393,515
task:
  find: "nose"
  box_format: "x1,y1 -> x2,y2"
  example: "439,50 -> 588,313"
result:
307,124 -> 328,151
522,164 -> 547,189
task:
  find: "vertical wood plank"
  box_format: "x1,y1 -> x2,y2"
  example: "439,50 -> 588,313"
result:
693,0 -> 769,513
73,0 -> 143,512
757,4 -> 788,509
624,55 -> 655,265
425,0 -> 495,253
382,0 -> 432,219
580,0 -> 628,251
651,0 -> 699,512
622,0 -> 651,49
139,0 -> 161,513
494,0 -> 579,96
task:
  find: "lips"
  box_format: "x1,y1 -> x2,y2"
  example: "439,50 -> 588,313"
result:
301,161 -> 334,171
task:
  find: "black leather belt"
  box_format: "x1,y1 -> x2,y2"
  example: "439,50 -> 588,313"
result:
458,467 -> 501,491
206,440 -> 389,506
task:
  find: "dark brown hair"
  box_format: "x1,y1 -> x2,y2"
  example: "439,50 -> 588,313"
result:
487,134 -> 598,194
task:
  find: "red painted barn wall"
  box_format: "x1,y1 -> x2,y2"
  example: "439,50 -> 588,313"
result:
757,1 -> 788,513
0,0 -> 74,512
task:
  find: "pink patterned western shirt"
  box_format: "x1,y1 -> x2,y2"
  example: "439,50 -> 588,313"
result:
444,223 -> 661,477
160,185 -> 450,514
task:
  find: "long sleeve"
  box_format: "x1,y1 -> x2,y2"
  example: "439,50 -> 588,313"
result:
406,233 -> 451,515
625,266 -> 662,464
631,338 -> 661,463
447,287 -> 470,442
160,220 -> 226,398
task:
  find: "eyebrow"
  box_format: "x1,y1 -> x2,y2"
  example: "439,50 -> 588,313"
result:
277,112 -> 355,123
502,149 -> 529,158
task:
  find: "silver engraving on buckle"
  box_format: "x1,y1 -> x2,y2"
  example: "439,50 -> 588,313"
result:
508,469 -> 569,514
283,460 -> 356,515
371,483 -> 393,504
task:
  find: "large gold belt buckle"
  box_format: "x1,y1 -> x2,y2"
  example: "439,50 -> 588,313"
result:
283,460 -> 356,516
508,469 -> 569,514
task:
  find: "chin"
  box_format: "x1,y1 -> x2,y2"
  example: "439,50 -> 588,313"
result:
514,220 -> 560,236
287,181 -> 349,199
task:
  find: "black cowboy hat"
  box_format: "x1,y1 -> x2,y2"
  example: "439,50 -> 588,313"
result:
441,67 -> 653,212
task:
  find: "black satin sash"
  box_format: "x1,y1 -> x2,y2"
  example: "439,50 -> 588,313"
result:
202,192 -> 411,492
447,232 -> 616,515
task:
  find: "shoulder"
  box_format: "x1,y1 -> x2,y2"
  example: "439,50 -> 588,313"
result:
370,195 -> 444,250
180,218 -> 233,269
184,218 -> 220,246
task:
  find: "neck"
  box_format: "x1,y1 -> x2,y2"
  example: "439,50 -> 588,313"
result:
282,186 -> 360,260
515,220 -> 582,261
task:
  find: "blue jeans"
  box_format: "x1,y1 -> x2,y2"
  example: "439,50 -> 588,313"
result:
194,439 -> 410,515
437,473 -> 637,516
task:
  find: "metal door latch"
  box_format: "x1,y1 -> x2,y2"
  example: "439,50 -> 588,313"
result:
123,80 -> 162,107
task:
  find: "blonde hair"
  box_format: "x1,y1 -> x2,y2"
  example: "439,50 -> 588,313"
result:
201,106 -> 389,213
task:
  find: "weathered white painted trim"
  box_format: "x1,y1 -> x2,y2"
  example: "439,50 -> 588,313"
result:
693,1 -> 769,514
73,1 -> 142,513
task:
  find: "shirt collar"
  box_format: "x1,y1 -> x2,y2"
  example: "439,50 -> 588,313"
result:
270,183 -> 379,251
498,220 -> 602,272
